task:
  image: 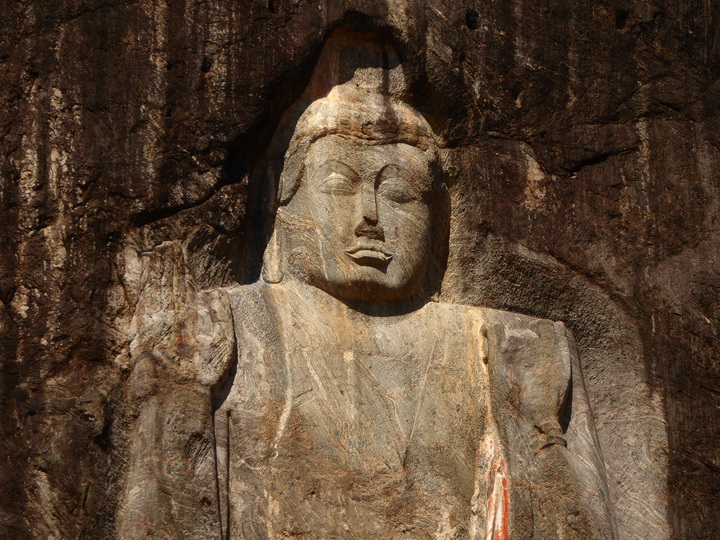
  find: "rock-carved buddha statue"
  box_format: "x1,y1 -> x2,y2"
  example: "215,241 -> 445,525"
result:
118,34 -> 615,540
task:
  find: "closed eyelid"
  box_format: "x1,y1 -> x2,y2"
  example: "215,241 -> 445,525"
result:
377,178 -> 422,204
318,173 -> 357,195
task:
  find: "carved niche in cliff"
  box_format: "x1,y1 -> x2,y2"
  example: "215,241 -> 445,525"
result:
119,30 -> 616,539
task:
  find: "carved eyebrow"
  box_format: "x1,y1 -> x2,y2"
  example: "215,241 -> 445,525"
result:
310,159 -> 359,183
376,163 -> 430,191
377,163 -> 402,175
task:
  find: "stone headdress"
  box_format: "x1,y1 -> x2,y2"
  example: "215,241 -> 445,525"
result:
260,30 -> 448,291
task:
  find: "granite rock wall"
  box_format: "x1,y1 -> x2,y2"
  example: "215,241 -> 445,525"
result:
1,1 -> 718,538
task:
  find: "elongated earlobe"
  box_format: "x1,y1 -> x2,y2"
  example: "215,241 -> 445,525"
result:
261,228 -> 283,284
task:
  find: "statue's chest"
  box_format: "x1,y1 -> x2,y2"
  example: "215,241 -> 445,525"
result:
283,343 -> 443,470
219,301 -> 488,537
272,313 -> 478,466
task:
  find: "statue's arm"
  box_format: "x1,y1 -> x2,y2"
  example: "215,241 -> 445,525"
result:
483,315 -> 615,540
116,242 -> 235,539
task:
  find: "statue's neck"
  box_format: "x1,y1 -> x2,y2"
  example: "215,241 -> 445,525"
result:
270,277 -> 432,318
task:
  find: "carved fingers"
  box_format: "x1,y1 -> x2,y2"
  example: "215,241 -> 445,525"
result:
485,319 -> 571,449
131,242 -> 193,352
195,288 -> 237,392
128,241 -> 235,394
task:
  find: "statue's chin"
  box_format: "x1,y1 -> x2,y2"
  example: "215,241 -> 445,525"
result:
311,274 -> 425,304
284,251 -> 428,303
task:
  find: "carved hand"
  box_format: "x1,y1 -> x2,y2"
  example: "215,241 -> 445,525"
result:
485,319 -> 571,448
128,241 -> 236,396
119,241 -> 233,538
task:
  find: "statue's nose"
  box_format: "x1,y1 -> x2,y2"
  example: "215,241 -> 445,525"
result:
361,184 -> 379,225
356,184 -> 384,239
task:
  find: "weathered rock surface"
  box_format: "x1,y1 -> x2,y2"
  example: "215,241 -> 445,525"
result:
0,1 -> 718,539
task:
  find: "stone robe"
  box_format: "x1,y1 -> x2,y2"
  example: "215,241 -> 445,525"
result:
211,280 -> 614,539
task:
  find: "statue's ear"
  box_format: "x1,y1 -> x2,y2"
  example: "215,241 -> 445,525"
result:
277,146 -> 306,205
261,228 -> 283,284
428,180 -> 450,301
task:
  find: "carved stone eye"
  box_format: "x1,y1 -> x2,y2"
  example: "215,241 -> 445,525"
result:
377,178 -> 419,204
318,173 -> 356,195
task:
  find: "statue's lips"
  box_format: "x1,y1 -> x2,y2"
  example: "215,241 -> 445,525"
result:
345,244 -> 394,265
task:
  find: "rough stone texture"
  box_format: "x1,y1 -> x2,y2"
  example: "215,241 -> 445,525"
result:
0,1 -> 718,539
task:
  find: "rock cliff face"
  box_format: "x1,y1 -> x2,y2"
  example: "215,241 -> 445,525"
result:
0,1 -> 718,538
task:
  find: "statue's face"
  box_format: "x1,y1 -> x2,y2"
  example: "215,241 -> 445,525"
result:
280,134 -> 436,302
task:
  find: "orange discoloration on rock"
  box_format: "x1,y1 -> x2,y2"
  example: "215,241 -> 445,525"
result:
497,473 -> 509,540
486,453 -> 510,540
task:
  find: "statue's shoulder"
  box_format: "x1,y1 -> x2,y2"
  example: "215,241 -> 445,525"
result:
218,280 -> 270,302
432,301 -> 573,344
214,281 -> 281,337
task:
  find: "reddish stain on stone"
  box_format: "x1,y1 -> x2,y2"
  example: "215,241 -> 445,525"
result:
496,473 -> 509,540
487,453 -> 510,540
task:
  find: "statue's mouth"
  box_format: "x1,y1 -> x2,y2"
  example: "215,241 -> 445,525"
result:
345,243 -> 394,265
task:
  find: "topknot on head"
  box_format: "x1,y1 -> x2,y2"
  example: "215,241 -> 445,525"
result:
276,85 -> 439,205
291,85 -> 435,150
